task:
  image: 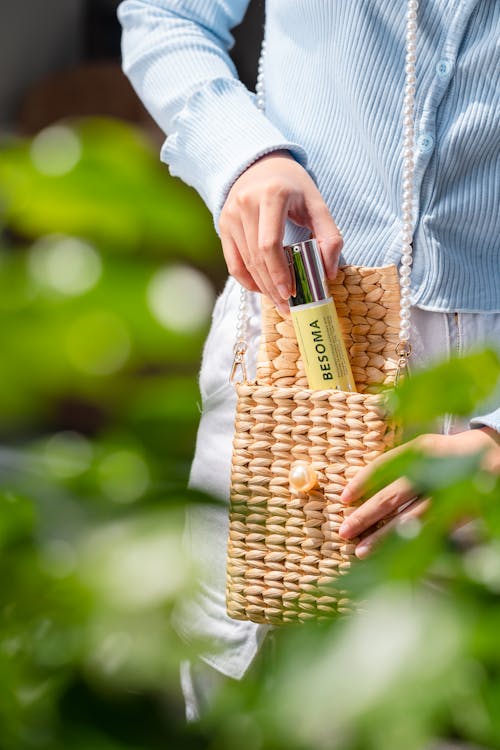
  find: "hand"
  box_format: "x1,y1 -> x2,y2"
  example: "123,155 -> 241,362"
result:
338,428 -> 500,559
219,150 -> 343,313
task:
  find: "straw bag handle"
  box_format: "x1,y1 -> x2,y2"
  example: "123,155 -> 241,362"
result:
231,0 -> 418,386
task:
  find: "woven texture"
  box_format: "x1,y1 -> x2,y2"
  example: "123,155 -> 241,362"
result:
226,265 -> 401,624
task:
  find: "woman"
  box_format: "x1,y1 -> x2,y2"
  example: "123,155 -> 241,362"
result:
118,0 -> 500,717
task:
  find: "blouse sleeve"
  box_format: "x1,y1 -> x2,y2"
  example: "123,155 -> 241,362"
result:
118,0 -> 308,232
470,408 -> 500,434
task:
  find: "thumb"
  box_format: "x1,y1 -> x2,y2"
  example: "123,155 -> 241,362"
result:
307,200 -> 343,280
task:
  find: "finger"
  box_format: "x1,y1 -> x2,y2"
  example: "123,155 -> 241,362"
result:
240,204 -> 288,314
258,190 -> 294,300
340,441 -> 415,506
355,498 -> 430,559
220,235 -> 260,292
338,477 -> 417,539
305,196 -> 343,280
225,214 -> 270,301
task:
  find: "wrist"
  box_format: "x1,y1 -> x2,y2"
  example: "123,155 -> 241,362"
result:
477,427 -> 500,474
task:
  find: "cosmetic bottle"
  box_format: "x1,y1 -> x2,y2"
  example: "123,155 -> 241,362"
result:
285,238 -> 356,392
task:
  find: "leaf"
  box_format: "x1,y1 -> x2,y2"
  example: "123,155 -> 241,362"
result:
389,349 -> 500,426
0,492 -> 35,548
365,447 -> 486,498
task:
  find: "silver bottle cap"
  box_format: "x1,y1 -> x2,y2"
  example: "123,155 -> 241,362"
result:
284,238 -> 329,307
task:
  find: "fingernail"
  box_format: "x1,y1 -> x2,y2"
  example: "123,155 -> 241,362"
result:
277,301 -> 289,316
277,284 -> 290,301
339,522 -> 351,539
355,543 -> 370,559
326,264 -> 339,281
340,488 -> 352,504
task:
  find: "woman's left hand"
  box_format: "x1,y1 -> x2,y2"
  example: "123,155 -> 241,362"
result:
338,427 -> 500,559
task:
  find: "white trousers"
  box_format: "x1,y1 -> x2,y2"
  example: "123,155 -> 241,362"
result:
175,275 -> 500,717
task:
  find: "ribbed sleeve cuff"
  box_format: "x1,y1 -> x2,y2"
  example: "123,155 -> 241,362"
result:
470,408 -> 500,434
160,77 -> 309,233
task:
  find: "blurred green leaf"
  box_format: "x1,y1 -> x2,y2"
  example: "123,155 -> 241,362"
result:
0,119 -> 221,265
362,445 -> 485,499
390,349 -> 500,427
0,491 -> 35,548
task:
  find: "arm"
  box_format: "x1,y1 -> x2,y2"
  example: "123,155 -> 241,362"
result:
118,0 -> 342,310
118,0 -> 308,231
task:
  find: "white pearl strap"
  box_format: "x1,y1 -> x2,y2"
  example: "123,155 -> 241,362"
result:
231,1 -> 417,384
396,0 -> 418,380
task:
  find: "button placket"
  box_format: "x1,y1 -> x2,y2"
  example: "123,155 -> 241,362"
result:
436,58 -> 453,79
417,133 -> 435,153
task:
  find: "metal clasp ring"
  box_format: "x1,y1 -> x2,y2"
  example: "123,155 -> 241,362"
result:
230,342 -> 248,385
395,341 -> 412,358
395,341 -> 412,387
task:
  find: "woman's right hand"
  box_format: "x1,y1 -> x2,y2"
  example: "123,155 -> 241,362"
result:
218,150 -> 343,314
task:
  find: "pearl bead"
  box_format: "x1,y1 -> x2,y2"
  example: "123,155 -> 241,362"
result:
289,461 -> 318,493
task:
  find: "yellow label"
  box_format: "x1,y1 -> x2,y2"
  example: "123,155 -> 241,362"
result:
290,300 -> 357,391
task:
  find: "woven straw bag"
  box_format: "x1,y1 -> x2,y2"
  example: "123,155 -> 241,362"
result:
225,0 -> 418,625
226,264 -> 402,624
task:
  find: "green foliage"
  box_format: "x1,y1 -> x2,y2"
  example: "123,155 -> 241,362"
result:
0,117 -> 225,745
0,118 -> 218,261
1,118 -> 500,749
390,348 -> 500,434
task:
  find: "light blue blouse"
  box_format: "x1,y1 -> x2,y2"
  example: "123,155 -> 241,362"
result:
118,1 -> 499,423
119,0 -> 499,312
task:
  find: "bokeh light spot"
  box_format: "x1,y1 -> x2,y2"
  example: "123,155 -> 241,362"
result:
147,264 -> 215,332
95,632 -> 133,675
464,543 -> 500,593
29,235 -> 102,296
66,312 -> 131,375
396,517 -> 422,540
110,535 -> 186,607
30,125 -> 82,176
81,513 -> 192,612
42,431 -> 93,479
98,450 -> 150,504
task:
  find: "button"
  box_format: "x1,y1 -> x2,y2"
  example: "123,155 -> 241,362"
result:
436,59 -> 453,78
417,133 -> 435,153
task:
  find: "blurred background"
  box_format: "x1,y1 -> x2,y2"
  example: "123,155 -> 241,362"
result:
1,3 -> 500,750
0,0 -> 264,453
0,2 -> 266,747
